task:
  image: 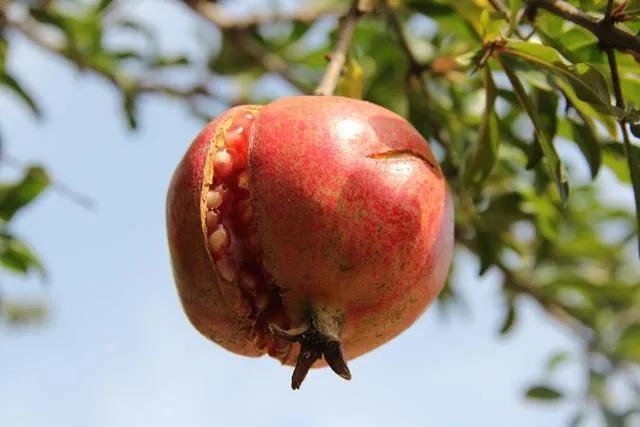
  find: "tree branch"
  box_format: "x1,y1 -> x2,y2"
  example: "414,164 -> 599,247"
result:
181,0 -> 342,30
528,0 -> 640,57
6,17 -> 211,102
182,1 -> 311,94
315,0 -> 373,96
458,237 -> 593,340
226,30 -> 312,94
494,259 -> 593,339
607,48 -> 625,112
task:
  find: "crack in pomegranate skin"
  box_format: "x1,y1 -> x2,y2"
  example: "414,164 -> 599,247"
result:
203,110 -> 291,362
365,149 -> 441,176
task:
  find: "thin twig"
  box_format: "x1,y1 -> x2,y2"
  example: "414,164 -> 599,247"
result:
2,154 -> 97,211
382,1 -> 422,73
487,0 -> 528,39
315,0 -> 373,96
380,0 -> 452,156
528,0 -> 640,57
137,81 -> 209,99
605,0 -> 616,19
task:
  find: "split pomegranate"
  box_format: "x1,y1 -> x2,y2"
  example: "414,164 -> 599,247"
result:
166,96 -> 454,389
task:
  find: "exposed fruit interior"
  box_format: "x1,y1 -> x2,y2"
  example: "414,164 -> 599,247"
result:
203,110 -> 291,361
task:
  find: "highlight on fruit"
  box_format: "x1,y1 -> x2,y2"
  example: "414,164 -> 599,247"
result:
166,95 -> 454,389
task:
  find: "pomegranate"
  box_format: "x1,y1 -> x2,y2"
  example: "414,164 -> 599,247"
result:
166,96 -> 454,389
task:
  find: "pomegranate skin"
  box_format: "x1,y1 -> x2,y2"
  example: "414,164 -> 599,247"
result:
249,96 -> 454,363
166,105 -> 263,356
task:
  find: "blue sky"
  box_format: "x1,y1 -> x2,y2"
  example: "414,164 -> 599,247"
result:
0,1 -> 607,426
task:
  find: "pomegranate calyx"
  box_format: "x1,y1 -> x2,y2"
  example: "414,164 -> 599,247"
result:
269,321 -> 351,390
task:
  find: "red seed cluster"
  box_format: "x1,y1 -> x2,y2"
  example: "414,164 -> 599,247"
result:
204,112 -> 290,359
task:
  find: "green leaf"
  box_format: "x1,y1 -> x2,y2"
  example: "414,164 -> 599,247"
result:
603,143 -> 640,184
405,1 -> 454,16
123,93 -> 138,129
615,323 -> 640,362
527,87 -> 558,169
622,133 -> 640,255
508,0 -> 523,36
569,63 -> 611,108
499,300 -> 517,335
116,20 -> 157,52
0,36 -> 7,69
569,412 -> 584,427
151,55 -> 191,68
535,13 -> 601,64
603,153 -> 629,183
534,88 -> 558,141
111,50 -> 143,61
0,72 -> 41,118
602,406 -> 627,427
406,78 -> 446,144
570,119 -> 602,178
546,351 -> 570,373
96,0 -> 114,12
621,75 -> 640,111
554,77 -> 618,140
0,233 -> 46,278
525,384 -> 564,401
29,8 -> 67,28
479,9 -> 502,40
463,66 -> 499,188
30,7 -> 105,58
501,41 -> 612,114
449,0 -> 487,39
479,192 -> 530,226
1,301 -> 48,325
475,230 -> 500,275
210,34 -> 261,75
500,60 -> 569,205
0,166 -> 50,221
336,56 -> 364,99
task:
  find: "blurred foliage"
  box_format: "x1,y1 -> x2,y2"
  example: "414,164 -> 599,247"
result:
0,163 -> 49,325
0,0 -> 640,424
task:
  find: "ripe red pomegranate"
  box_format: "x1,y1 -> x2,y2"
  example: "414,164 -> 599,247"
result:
166,96 -> 454,389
